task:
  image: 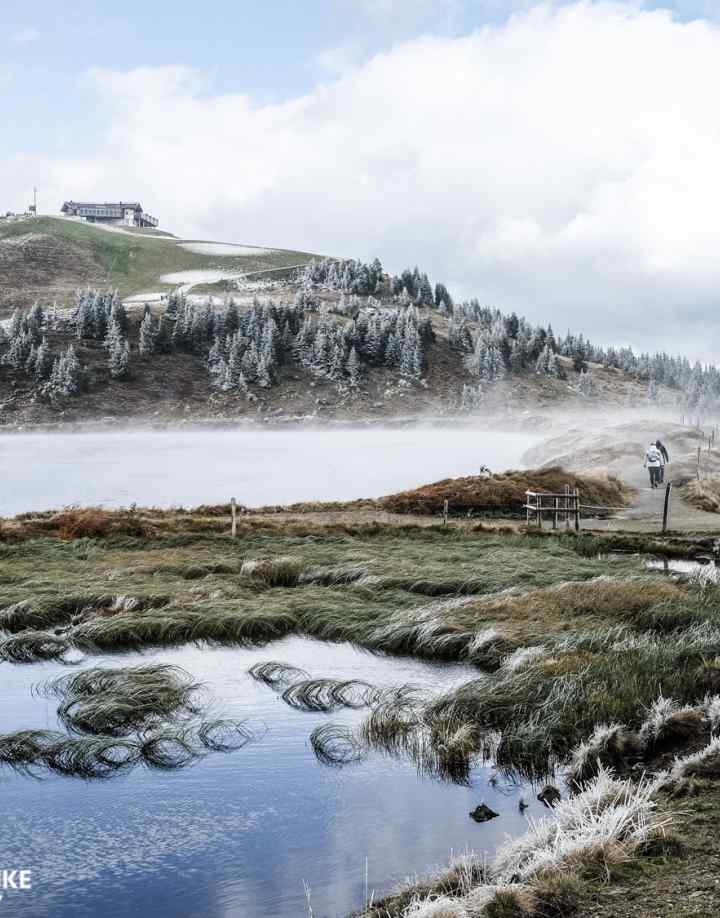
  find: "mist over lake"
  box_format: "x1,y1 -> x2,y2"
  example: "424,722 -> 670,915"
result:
4,426 -> 540,515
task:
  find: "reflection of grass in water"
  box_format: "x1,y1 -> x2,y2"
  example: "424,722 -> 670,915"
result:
281,679 -> 379,712
1,663 -> 258,780
248,660 -> 309,687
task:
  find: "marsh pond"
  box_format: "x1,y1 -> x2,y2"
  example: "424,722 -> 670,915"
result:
3,638 -> 536,918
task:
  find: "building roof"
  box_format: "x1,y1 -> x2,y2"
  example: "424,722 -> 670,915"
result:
62,201 -> 144,210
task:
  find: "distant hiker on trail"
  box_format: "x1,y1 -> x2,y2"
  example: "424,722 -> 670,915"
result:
644,442 -> 663,489
655,439 -> 670,483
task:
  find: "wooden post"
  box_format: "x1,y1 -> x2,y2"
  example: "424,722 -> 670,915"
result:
537,494 -> 543,530
443,499 -> 448,525
662,482 -> 672,534
564,484 -> 570,529
230,497 -> 237,538
553,497 -> 559,531
574,489 -> 581,532
697,445 -> 701,480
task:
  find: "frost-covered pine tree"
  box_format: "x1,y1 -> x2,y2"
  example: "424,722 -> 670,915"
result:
8,309 -> 22,339
576,369 -> 594,398
256,354 -> 271,388
107,326 -> 130,379
546,351 -> 563,379
33,337 -> 53,380
75,298 -> 95,339
110,301 -> 129,337
535,345 -> 550,376
346,346 -> 361,386
138,312 -> 159,355
44,345 -> 82,398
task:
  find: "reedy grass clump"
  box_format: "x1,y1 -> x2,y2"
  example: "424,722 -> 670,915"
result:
281,678 -> 380,712
0,593 -> 169,633
0,630 -> 73,663
0,662 -> 259,779
70,606 -> 298,651
45,664 -> 201,736
241,556 -> 307,588
310,723 -> 368,765
666,736 -> 720,787
248,660 -> 309,687
0,721 -> 257,779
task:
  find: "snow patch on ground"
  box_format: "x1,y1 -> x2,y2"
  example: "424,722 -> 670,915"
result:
160,270 -> 242,286
123,292 -> 166,304
178,242 -> 277,257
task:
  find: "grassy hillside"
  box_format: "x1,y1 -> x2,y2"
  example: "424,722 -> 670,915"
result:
380,467 -> 632,517
0,216 -> 319,313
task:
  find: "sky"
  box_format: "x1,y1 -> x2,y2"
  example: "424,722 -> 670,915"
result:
2,0 -> 720,361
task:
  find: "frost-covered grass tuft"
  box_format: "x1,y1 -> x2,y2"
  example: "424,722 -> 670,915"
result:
638,695 -> 703,748
567,722 -> 629,784
493,767 -> 666,883
704,695 -> 720,732
667,736 -> 720,787
402,895 -> 470,918
501,645 -> 546,673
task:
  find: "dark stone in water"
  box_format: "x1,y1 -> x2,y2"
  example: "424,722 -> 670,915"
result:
537,785 -> 561,808
469,803 -> 499,823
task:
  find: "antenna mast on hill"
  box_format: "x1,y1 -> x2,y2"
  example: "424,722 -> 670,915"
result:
29,187 -> 38,217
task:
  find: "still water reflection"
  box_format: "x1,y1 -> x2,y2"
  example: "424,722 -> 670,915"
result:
2,637 -> 535,918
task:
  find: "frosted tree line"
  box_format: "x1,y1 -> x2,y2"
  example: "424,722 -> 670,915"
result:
0,258 -> 719,414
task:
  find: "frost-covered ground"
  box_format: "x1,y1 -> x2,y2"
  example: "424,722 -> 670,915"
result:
159,269 -> 244,291
178,242 -> 277,257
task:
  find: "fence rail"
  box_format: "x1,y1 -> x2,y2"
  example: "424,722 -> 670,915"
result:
524,488 -> 581,531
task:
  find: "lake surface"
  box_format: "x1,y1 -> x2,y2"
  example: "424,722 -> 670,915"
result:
2,426 -> 539,516
2,638 -> 535,918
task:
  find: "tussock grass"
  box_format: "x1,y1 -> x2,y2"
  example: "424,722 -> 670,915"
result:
0,630 -> 72,663
667,736 -> 720,786
680,475 -> 720,514
281,678 -> 379,712
241,556 -> 306,588
567,723 -> 638,785
197,719 -> 258,752
0,593 -> 169,633
45,664 -> 201,736
71,607 -> 298,651
638,695 -> 708,750
310,723 -> 367,765
0,662 -> 259,779
248,660 -> 309,687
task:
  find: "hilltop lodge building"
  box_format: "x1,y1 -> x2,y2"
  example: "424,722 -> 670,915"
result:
60,201 -> 159,228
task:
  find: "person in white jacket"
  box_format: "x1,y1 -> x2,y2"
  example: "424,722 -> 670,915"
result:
644,443 -> 663,489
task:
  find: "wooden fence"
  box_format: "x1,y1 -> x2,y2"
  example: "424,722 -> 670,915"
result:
524,487 -> 581,531
524,483 -> 674,533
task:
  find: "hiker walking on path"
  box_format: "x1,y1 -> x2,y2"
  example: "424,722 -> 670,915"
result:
644,442 -> 663,489
655,439 -> 670,483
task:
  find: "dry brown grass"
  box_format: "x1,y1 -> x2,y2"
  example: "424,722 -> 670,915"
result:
380,467 -> 632,517
443,577 -> 686,638
680,475 -> 720,514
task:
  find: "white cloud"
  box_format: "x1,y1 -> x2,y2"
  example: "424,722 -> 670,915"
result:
11,27 -> 39,45
5,2 -> 720,360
